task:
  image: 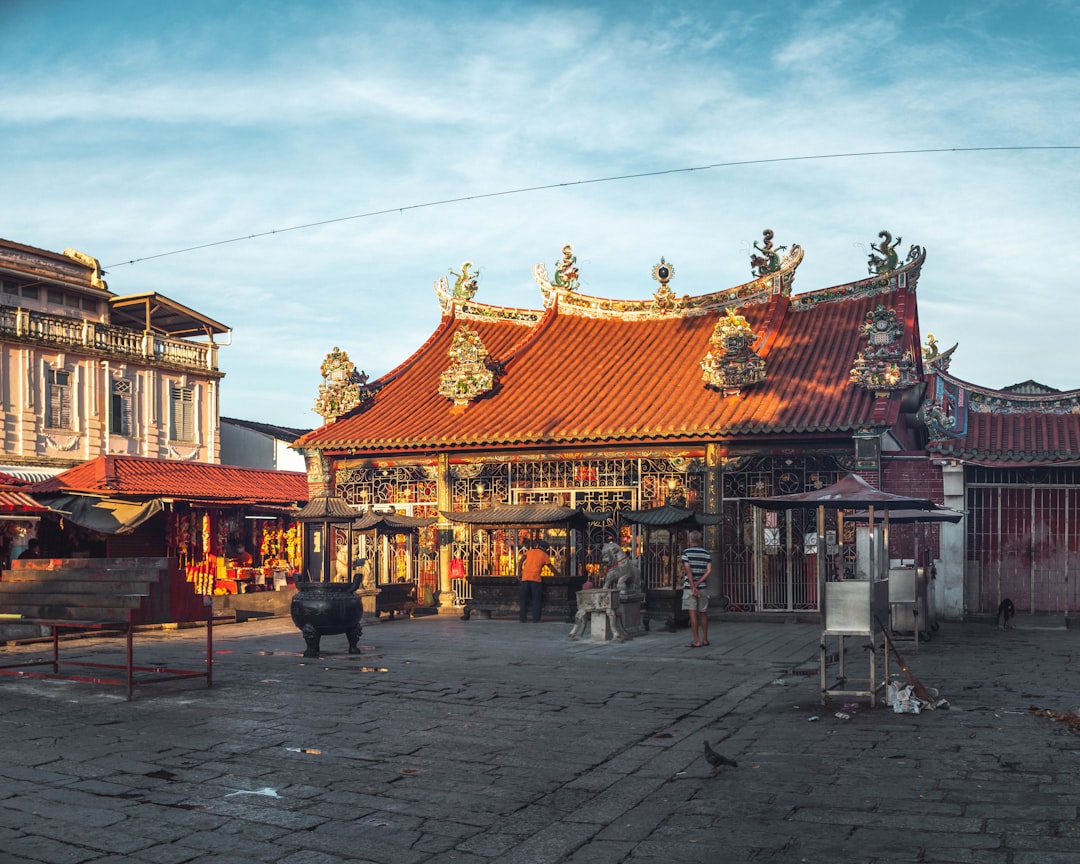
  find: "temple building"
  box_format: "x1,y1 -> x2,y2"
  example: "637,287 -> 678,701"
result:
296,231 -> 950,617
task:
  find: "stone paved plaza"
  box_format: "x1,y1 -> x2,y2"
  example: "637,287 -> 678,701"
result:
1,613 -> 1079,863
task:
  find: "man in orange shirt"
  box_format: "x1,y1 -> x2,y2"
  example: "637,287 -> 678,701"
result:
235,544 -> 253,567
518,539 -> 551,623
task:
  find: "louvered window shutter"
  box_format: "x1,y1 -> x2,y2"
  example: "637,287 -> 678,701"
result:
170,385 -> 195,442
47,370 -> 72,430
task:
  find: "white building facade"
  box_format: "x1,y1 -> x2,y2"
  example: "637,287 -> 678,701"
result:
0,238 -> 229,478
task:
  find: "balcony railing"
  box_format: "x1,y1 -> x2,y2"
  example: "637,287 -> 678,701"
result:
0,305 -> 219,372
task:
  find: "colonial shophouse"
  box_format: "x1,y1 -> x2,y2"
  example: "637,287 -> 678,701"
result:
0,237 -> 229,480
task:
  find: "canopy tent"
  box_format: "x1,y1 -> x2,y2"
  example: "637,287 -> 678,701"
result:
439,503 -> 587,528
753,473 -> 937,511
353,510 -> 437,532
753,473 -> 939,583
847,507 -> 963,524
618,503 -> 724,528
441,504 -> 589,581
38,495 -> 163,535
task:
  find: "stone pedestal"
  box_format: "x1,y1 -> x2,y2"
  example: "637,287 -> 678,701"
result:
618,591 -> 645,636
568,589 -> 630,642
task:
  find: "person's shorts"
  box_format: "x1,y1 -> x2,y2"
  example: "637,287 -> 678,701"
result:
682,588 -> 709,612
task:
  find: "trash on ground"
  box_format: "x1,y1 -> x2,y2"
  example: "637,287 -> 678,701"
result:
226,787 -> 280,798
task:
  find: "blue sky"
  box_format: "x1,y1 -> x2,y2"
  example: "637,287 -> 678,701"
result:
2,0 -> 1079,429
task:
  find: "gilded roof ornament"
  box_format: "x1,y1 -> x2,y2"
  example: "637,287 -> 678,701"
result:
313,347 -> 371,422
922,333 -> 957,373
552,245 -> 580,291
750,230 -> 786,278
533,244 -> 579,308
450,261 -> 479,301
438,325 -> 495,406
701,307 -> 766,396
650,257 -> 685,315
848,305 -> 919,396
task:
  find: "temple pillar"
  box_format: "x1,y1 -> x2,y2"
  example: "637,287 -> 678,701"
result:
938,461 -> 966,621
705,444 -> 722,601
436,453 -> 457,613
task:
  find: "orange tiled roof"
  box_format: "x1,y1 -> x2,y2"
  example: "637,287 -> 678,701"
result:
298,247 -> 925,454
0,490 -> 50,514
33,455 -> 308,504
927,372 -> 1080,465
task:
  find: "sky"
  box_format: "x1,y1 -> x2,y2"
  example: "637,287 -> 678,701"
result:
2,0 -> 1079,430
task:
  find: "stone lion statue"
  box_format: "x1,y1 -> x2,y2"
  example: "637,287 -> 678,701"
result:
600,542 -> 641,594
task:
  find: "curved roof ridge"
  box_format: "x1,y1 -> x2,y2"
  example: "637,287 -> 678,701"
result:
534,245 -> 804,320
932,367 -> 1080,410
791,245 -> 927,311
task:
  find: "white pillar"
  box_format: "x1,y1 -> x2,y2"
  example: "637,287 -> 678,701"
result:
938,462 -> 966,621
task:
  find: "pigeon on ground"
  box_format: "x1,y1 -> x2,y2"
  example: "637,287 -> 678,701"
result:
704,740 -> 737,775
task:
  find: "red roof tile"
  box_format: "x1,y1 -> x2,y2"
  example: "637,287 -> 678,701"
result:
33,455 -> 308,504
0,490 -> 50,514
298,252 -> 925,454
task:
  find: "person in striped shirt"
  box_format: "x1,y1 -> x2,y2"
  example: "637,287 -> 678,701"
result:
680,530 -> 711,647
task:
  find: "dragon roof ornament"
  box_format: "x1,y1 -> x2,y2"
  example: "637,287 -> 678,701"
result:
922,333 -> 957,373
791,236 -> 926,312
700,307 -> 766,396
438,325 -> 495,406
750,230 -> 786,278
435,261 -> 542,324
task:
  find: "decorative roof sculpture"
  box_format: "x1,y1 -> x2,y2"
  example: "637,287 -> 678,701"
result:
922,333 -> 957,372
650,257 -> 684,315
438,325 -> 495,405
867,230 -> 903,275
849,304 -> 919,396
750,229 -> 786,277
313,347 -> 372,422
700,307 -> 766,396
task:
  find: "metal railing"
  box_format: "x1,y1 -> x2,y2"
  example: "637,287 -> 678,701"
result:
0,305 -> 218,371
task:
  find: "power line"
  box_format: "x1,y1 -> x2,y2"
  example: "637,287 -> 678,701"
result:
105,145 -> 1078,269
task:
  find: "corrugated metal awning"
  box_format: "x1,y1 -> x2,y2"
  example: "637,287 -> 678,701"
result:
0,465 -> 67,484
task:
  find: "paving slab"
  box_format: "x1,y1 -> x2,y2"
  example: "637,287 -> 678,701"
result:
1,613 -> 1079,863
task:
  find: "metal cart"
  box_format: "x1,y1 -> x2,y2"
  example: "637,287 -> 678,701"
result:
754,473 -> 939,708
821,576 -> 891,706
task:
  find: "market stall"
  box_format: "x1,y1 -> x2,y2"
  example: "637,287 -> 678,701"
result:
755,474 -> 936,707
441,504 -> 588,622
